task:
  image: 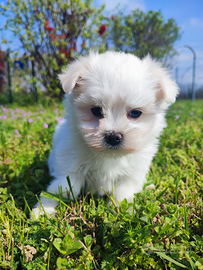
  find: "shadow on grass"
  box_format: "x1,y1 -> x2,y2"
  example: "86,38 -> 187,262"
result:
1,150 -> 52,216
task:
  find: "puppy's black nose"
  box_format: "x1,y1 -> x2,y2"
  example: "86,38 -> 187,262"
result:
104,131 -> 123,147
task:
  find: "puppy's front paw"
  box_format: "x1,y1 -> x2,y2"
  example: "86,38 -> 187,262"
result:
31,205 -> 57,219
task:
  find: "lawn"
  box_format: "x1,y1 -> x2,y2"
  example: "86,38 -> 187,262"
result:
0,99 -> 203,269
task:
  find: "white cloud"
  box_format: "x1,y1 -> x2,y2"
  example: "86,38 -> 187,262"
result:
175,46 -> 203,63
190,18 -> 203,28
176,52 -> 193,62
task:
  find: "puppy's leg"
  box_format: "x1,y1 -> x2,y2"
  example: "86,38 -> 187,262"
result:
32,173 -> 83,218
114,177 -> 145,204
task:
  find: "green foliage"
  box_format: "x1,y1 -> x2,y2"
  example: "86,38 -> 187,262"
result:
1,1 -> 182,104
54,234 -> 83,256
0,103 -> 62,210
0,100 -> 203,269
109,10 -> 181,64
0,0 -> 105,98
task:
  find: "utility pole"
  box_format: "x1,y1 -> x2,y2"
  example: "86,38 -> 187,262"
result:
184,45 -> 196,102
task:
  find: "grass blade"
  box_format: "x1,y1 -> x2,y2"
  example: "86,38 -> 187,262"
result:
184,205 -> 189,232
66,176 -> 75,200
157,252 -> 190,269
156,187 -> 168,200
40,191 -> 72,204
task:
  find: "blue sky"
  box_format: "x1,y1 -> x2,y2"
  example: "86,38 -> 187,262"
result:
1,0 -> 203,86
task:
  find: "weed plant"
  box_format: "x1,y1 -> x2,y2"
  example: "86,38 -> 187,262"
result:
0,100 -> 203,269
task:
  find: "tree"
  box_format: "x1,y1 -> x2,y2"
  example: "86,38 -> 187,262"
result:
0,48 -> 7,93
0,0 -> 105,99
108,10 -> 181,65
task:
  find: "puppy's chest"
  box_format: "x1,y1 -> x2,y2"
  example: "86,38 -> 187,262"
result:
83,157 -> 128,184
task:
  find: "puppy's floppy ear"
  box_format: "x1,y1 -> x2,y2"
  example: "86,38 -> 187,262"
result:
143,55 -> 179,104
58,56 -> 90,94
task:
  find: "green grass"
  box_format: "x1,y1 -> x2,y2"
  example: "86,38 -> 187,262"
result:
0,100 -> 203,270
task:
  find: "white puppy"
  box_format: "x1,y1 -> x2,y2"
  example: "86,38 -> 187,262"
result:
32,51 -> 179,218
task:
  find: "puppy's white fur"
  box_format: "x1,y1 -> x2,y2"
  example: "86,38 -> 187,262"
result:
32,51 -> 179,218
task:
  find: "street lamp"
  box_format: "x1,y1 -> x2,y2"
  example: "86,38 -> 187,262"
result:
184,45 -> 196,102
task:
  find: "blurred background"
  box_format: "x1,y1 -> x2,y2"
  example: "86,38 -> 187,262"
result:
0,0 -> 203,104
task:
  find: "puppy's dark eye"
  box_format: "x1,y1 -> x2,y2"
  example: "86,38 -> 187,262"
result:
91,107 -> 104,118
129,110 -> 142,119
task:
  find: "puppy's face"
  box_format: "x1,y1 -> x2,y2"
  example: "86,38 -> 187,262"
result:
59,52 -> 179,154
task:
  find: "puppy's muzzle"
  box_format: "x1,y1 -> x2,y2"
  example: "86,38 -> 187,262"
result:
104,131 -> 123,148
